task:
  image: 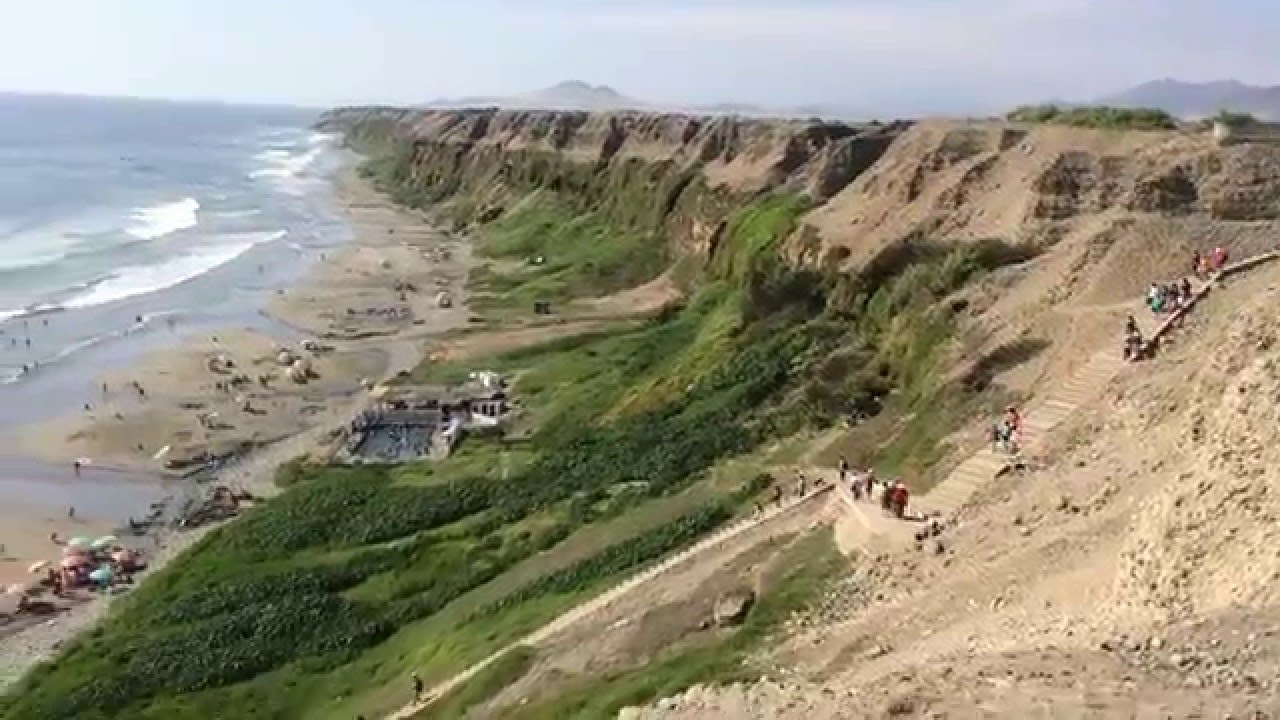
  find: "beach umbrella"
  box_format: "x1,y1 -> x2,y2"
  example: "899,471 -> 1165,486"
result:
88,566 -> 113,584
91,535 -> 118,550
67,536 -> 92,549
27,560 -> 50,574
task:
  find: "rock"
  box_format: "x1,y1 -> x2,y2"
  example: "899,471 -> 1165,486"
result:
713,590 -> 755,627
864,644 -> 891,659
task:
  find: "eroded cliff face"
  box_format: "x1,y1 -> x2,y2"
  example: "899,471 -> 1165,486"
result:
321,108 -> 1280,315
317,107 -> 905,257
804,120 -> 1280,296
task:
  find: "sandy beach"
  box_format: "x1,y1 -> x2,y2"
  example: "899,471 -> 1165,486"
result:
0,169 -> 473,689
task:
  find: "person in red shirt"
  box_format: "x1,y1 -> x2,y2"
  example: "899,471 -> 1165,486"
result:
891,483 -> 910,519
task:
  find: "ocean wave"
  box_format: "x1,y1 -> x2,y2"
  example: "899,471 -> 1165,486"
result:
248,133 -> 336,189
126,197 -> 200,240
249,147 -> 324,181
62,229 -> 287,310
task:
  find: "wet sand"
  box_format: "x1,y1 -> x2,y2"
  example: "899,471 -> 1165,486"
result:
0,168 -> 473,689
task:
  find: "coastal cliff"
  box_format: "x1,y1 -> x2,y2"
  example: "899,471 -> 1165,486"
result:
316,107 -> 906,259
320,107 -> 1280,295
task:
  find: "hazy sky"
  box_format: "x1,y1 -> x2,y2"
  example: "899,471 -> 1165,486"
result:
2,0 -> 1275,113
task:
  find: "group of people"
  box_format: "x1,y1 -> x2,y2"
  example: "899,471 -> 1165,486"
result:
838,457 -> 911,519
1145,276 -> 1194,315
991,406 -> 1023,454
1193,246 -> 1229,280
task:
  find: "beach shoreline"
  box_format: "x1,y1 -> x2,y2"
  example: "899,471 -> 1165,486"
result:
0,166 -> 471,690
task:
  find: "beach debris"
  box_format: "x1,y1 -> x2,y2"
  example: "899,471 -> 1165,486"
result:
153,445 -> 171,460
27,560 -> 50,574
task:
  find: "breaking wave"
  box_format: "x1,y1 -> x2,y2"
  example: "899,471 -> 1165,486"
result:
126,197 -> 200,240
61,230 -> 286,310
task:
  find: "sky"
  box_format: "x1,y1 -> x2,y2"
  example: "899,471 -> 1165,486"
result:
1,0 -> 1276,114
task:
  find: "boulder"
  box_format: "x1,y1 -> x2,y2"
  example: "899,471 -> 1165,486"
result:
713,590 -> 755,627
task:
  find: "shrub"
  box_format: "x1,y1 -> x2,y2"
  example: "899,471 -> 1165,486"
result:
1007,104 -> 1175,130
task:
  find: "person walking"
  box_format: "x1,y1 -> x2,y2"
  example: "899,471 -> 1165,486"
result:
411,672 -> 424,702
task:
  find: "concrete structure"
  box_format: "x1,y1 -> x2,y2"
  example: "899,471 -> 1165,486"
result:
339,378 -> 513,463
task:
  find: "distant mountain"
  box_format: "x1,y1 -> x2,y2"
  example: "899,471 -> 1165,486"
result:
1101,79 -> 1280,120
521,81 -> 640,110
425,81 -> 644,111
420,82 -> 883,121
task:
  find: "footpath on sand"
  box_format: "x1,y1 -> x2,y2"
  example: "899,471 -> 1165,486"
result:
385,249 -> 1280,719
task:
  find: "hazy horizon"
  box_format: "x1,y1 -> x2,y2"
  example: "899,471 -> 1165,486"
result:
1,0 -> 1277,114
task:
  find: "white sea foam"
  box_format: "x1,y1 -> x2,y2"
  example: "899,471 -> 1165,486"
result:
62,229 -> 286,310
126,197 -> 200,240
248,133 -> 336,191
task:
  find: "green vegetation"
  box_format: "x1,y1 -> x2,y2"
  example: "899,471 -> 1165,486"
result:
0,461 -> 740,720
1213,109 -> 1258,129
1007,104 -> 1176,130
468,192 -> 669,313
503,529 -> 846,719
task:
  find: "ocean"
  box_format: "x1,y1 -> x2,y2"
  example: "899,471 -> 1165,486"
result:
0,94 -> 350,425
